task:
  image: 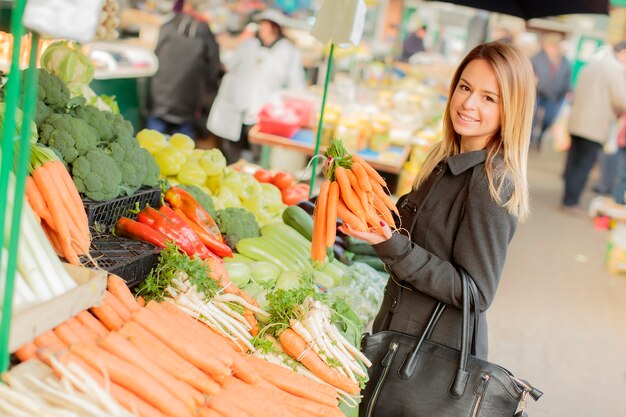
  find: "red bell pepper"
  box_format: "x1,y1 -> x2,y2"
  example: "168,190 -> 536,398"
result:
165,187 -> 233,258
114,217 -> 168,248
174,208 -> 229,260
158,205 -> 213,259
137,207 -> 197,257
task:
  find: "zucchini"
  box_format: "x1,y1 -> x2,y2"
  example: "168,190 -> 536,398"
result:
282,205 -> 314,241
224,253 -> 255,263
236,237 -> 297,271
346,236 -> 377,256
352,255 -> 386,271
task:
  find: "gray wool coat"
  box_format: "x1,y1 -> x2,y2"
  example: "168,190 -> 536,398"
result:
372,150 -> 517,359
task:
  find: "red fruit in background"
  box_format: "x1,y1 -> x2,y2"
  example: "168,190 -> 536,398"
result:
281,186 -> 304,205
272,171 -> 296,190
254,168 -> 273,183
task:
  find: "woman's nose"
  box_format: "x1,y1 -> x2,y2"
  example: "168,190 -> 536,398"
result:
462,93 -> 478,109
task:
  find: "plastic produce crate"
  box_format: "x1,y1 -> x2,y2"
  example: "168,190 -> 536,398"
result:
82,186 -> 161,232
81,235 -> 161,289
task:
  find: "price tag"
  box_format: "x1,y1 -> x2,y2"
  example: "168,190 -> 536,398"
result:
23,0 -> 104,42
310,0 -> 366,47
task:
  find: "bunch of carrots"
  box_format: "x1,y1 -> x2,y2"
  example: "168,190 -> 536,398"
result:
15,275 -> 346,417
312,140 -> 398,264
25,146 -> 90,266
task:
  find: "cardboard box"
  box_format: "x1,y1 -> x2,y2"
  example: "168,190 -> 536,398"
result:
9,264 -> 107,352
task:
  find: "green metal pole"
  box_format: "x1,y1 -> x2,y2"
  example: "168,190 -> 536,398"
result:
0,0 -> 27,370
0,32 -> 39,372
309,42 -> 335,197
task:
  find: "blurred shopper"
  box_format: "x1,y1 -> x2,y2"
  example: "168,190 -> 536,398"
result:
400,25 -> 427,62
530,33 -> 571,151
562,42 -> 626,211
611,115 -> 626,204
147,0 -> 222,141
206,8 -> 305,164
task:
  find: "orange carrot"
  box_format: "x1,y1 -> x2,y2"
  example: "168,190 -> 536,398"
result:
371,191 -> 395,227
252,383 -> 343,417
279,328 -> 360,395
107,274 -> 139,312
32,164 -> 79,265
71,343 -> 195,417
243,310 -> 259,337
369,177 -> 399,215
312,179 -> 330,263
90,304 -> 125,331
42,222 -> 63,256
103,290 -> 132,322
34,330 -> 67,350
207,396 -> 254,417
99,332 -> 203,410
336,198 -> 367,231
230,353 -> 263,385
54,323 -> 83,346
65,317 -> 96,343
119,321 -> 221,396
147,301 -> 236,356
246,355 -> 338,407
325,181 -> 339,247
346,169 -> 372,218
41,349 -> 167,417
352,155 -> 386,186
351,161 -> 372,192
199,408 -> 225,417
76,310 -> 109,338
131,308 -> 232,381
25,175 -> 55,228
334,167 -> 366,224
137,295 -> 146,307
14,342 -> 37,362
49,160 -> 89,234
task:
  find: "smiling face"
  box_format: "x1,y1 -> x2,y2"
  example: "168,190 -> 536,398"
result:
449,59 -> 502,152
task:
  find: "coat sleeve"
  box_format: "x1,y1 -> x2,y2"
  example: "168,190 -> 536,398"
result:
610,64 -> 626,116
285,45 -> 305,90
372,179 -> 517,311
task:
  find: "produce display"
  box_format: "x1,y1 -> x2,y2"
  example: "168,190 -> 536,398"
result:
0,35 -> 404,417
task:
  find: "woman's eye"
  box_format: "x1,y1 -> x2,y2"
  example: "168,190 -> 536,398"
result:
485,96 -> 495,102
459,84 -> 470,92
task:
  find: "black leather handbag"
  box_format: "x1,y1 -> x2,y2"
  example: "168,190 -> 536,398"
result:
359,270 -> 542,417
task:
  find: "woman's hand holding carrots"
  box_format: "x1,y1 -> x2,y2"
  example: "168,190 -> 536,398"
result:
311,140 -> 397,264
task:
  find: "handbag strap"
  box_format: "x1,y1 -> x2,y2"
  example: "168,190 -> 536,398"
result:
398,267 -> 480,400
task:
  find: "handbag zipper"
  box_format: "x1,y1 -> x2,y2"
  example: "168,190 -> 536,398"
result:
365,342 -> 399,417
471,374 -> 490,417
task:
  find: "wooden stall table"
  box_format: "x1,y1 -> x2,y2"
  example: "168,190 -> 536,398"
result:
248,125 -> 410,176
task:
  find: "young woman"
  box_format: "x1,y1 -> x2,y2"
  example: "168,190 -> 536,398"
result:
341,42 -> 535,362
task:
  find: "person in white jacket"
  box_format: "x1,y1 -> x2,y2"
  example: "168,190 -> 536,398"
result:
207,8 -> 305,164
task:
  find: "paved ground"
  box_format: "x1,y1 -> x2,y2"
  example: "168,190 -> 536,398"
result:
489,149 -> 626,417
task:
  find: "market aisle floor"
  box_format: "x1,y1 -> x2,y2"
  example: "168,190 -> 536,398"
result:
489,149 -> 626,417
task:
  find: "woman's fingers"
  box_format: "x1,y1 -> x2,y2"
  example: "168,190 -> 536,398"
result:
339,223 -> 389,245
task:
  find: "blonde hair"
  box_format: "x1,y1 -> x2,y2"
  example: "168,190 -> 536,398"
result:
412,42 -> 535,221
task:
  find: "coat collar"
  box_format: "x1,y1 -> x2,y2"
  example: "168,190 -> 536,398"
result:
447,150 -> 487,175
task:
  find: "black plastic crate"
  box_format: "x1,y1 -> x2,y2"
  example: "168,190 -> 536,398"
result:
82,186 -> 162,232
82,235 -> 161,289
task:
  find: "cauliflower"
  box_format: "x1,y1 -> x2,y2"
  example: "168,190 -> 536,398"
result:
72,148 -> 122,201
38,113 -> 99,163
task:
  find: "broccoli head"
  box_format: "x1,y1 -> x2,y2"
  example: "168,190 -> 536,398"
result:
37,69 -> 69,112
216,207 -> 260,250
38,113 -> 99,163
35,100 -> 55,126
107,136 -> 146,195
72,148 -> 122,201
103,110 -> 134,142
71,104 -> 115,142
141,148 -> 160,187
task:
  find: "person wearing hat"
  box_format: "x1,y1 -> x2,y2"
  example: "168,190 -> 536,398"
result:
206,8 -> 305,164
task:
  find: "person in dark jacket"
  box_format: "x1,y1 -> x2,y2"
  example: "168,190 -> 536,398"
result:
400,25 -> 427,62
147,0 -> 222,140
341,42 -> 535,365
530,33 -> 571,151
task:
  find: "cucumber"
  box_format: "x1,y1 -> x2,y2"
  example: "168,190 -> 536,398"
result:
282,205 -> 314,241
346,236 -> 377,256
352,255 -> 386,271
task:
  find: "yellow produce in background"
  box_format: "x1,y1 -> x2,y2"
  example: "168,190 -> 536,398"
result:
137,129 -> 168,154
177,162 -> 207,186
155,146 -> 186,176
169,133 -> 195,155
